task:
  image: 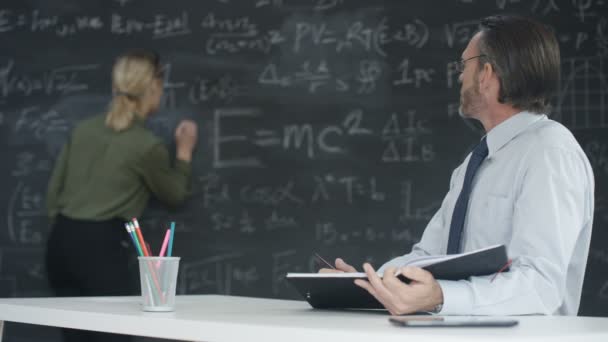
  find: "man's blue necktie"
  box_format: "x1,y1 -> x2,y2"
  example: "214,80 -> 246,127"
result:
447,138 -> 489,254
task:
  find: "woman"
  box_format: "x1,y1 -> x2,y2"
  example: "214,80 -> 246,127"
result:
45,49 -> 197,342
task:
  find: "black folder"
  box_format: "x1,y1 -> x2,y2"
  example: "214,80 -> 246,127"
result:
286,244 -> 509,309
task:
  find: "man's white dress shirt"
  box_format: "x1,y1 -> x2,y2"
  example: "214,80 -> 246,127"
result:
379,112 -> 595,315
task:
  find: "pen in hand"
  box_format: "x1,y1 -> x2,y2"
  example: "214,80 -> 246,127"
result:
315,253 -> 336,270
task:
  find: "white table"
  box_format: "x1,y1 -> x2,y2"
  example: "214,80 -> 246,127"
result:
0,295 -> 607,342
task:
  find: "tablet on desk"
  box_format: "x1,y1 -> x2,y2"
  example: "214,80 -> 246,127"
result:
389,316 -> 519,327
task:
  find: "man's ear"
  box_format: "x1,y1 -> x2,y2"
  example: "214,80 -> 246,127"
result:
479,62 -> 494,90
479,62 -> 501,102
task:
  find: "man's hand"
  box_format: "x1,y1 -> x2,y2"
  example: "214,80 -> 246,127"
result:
354,264 -> 444,315
318,258 -> 357,273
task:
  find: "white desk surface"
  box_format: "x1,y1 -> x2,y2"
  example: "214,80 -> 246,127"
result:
0,295 -> 607,342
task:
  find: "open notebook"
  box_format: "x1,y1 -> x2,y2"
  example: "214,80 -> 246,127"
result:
286,244 -> 508,309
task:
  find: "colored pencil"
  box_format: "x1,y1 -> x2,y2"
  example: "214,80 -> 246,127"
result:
159,229 -> 171,257
125,223 -> 143,256
132,218 -> 150,256
167,221 -> 176,257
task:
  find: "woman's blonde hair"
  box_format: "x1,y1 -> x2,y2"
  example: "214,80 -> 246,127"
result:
105,49 -> 162,131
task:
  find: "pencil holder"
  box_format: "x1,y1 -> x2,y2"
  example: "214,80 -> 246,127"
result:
138,256 -> 180,312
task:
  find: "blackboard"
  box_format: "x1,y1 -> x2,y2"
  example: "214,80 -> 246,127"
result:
1,0 -> 607,339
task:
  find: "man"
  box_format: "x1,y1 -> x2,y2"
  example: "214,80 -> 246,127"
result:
321,15 -> 595,316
